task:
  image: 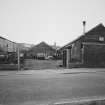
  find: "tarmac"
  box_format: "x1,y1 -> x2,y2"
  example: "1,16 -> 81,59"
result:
1,68 -> 105,105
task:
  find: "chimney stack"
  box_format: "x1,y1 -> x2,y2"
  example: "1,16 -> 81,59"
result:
83,21 -> 86,35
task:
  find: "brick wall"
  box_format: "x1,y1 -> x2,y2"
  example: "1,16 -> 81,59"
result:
83,44 -> 105,66
71,40 -> 82,62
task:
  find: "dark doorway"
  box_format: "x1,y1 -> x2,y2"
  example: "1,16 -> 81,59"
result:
62,50 -> 67,67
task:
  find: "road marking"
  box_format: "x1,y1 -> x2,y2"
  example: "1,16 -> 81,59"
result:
52,96 -> 105,105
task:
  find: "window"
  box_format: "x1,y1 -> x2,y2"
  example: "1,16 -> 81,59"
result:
99,36 -> 104,41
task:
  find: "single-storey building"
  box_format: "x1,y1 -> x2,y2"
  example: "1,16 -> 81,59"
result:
60,23 -> 105,68
26,42 -> 56,59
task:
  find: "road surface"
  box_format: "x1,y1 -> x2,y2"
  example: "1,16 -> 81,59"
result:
0,69 -> 105,105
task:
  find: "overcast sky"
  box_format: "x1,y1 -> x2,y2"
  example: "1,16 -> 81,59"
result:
0,0 -> 105,46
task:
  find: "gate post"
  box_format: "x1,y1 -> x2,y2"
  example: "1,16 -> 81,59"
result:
66,48 -> 70,69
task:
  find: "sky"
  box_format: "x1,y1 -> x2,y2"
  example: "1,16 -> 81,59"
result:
0,0 -> 105,46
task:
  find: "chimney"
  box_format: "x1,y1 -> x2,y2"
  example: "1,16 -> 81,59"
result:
54,42 -> 56,47
83,21 -> 86,35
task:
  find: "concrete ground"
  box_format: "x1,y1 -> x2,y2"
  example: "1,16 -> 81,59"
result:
23,59 -> 62,70
0,68 -> 105,105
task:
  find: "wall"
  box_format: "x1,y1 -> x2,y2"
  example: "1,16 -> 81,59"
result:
0,37 -> 17,52
70,40 -> 82,62
83,35 -> 105,43
83,44 -> 105,66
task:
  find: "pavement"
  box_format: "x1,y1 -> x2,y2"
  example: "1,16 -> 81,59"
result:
0,68 -> 105,76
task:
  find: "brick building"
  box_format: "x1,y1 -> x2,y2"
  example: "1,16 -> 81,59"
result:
0,36 -> 17,53
27,42 -> 56,59
60,23 -> 105,68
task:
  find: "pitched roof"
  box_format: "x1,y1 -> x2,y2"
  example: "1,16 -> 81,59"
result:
28,41 -> 56,54
59,23 -> 105,51
85,23 -> 105,36
33,42 -> 53,49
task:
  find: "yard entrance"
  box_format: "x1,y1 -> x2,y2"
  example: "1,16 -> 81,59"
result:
23,59 -> 62,70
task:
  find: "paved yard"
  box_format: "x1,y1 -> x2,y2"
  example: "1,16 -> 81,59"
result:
0,69 -> 105,105
23,59 -> 62,70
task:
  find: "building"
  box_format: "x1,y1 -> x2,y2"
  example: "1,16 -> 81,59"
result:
0,36 -> 17,53
27,42 -> 56,59
60,23 -> 105,68
0,36 -> 18,64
